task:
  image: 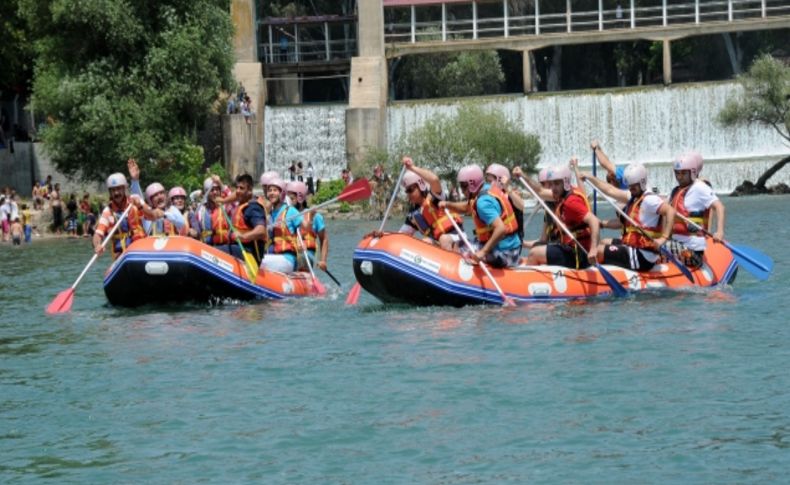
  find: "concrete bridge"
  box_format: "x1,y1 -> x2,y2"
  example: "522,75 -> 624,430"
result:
230,0 -> 790,175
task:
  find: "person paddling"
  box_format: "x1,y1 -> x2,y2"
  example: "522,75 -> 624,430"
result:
225,174 -> 266,263
440,164 -> 521,268
668,151 -> 726,267
485,163 -> 526,244
93,172 -> 162,259
585,163 -> 675,271
515,167 -> 560,249
525,164 -> 601,268
263,178 -> 302,273
286,181 -> 329,272
395,156 -> 464,251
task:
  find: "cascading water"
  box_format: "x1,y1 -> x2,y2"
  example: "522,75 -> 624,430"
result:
264,82 -> 789,193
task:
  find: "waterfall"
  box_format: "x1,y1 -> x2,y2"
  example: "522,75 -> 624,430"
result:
264,82 -> 790,193
263,104 -> 347,182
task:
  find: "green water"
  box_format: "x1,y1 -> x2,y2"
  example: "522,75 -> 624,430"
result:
1,196 -> 788,483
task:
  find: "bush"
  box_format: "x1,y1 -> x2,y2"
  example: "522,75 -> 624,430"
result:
311,179 -> 346,205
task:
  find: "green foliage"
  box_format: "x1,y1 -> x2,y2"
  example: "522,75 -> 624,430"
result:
311,179 -> 346,205
0,0 -> 34,93
718,54 -> 790,143
22,0 -> 235,183
394,50 -> 505,100
394,104 -> 541,181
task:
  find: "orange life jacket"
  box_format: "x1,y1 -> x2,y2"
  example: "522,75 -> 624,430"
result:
272,205 -> 296,254
210,206 -> 230,245
554,188 -> 592,248
621,193 -> 663,251
231,201 -> 264,260
670,184 -> 709,236
472,185 -> 518,242
296,212 -> 318,250
408,194 -> 463,241
110,200 -> 145,259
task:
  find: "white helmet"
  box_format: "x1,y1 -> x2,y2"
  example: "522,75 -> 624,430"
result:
285,181 -> 308,204
673,152 -> 702,181
401,171 -> 428,193
537,167 -> 550,183
485,163 -> 510,187
623,163 -> 648,191
545,165 -> 572,191
106,173 -> 127,189
457,164 -> 485,194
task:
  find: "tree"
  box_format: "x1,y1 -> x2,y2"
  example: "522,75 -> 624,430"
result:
718,54 -> 790,195
0,0 -> 34,95
21,0 -> 235,187
394,104 -> 541,181
393,50 -> 505,100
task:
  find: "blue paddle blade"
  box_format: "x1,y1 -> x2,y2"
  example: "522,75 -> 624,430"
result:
659,246 -> 695,283
727,243 -> 773,281
596,263 -> 628,297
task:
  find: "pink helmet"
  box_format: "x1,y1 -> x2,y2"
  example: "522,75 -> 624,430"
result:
168,186 -> 187,200
145,182 -> 166,204
537,167 -> 550,183
485,163 -> 510,186
401,171 -> 428,193
267,178 -> 287,201
286,181 -> 308,203
623,163 -> 648,191
457,164 -> 485,194
259,171 -> 279,187
106,173 -> 127,189
545,165 -> 572,191
673,152 -> 702,181
203,177 -> 218,194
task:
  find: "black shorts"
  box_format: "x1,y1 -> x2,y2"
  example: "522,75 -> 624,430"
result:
546,243 -> 591,269
602,243 -> 656,271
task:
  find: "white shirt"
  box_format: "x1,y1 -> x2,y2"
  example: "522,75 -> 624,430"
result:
672,180 -> 718,251
633,192 -> 664,262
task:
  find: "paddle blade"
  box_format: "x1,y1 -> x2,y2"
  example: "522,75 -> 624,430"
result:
312,277 -> 327,296
728,243 -> 773,281
46,288 -> 75,314
243,253 -> 259,283
345,282 -> 362,305
338,178 -> 372,203
596,264 -> 629,297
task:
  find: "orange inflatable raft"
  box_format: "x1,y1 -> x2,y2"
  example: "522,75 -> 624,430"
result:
104,236 -> 315,307
352,233 -> 738,306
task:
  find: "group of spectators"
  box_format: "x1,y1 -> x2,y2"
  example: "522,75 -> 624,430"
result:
226,85 -> 254,124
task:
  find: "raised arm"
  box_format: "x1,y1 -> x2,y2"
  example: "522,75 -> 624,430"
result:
582,174 -> 630,203
591,140 -> 616,177
403,156 -> 442,195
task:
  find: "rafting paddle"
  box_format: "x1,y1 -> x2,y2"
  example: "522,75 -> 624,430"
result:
346,167 -> 407,305
443,208 -> 515,306
220,206 -> 259,284
675,213 -> 773,280
518,177 -> 629,298
296,228 -> 326,295
46,203 -> 134,314
323,268 -> 342,287
584,180 -> 695,283
287,178 -> 372,223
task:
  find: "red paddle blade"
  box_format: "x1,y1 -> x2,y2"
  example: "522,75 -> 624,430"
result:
46,288 -> 75,314
345,283 -> 362,305
312,277 -> 327,296
503,297 -> 516,307
338,178 -> 372,203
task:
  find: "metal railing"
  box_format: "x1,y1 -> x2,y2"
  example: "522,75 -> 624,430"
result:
384,0 -> 790,44
260,20 -> 358,65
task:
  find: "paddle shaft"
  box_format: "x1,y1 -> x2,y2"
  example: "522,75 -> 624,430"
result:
296,228 -> 320,283
72,203 -> 135,290
378,165 -> 407,233
324,268 -> 342,287
443,208 -> 511,304
283,178 -> 371,225
592,148 -> 598,215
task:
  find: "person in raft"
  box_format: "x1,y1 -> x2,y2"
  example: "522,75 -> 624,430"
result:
126,159 -> 185,236
485,163 -> 526,245
514,166 -> 560,249
93,172 -> 163,260
263,177 -> 302,273
192,176 -> 231,248
525,164 -> 601,269
167,186 -> 193,237
389,156 -> 464,251
225,173 -> 267,263
591,140 -> 628,190
286,181 -> 329,271
668,150 -> 726,268
583,163 -> 676,271
439,164 -> 521,268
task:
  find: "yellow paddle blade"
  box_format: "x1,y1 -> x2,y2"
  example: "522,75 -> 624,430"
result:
243,252 -> 259,283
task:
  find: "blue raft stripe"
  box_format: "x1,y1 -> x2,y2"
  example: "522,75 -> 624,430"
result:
353,247 -> 740,303
104,250 -> 287,300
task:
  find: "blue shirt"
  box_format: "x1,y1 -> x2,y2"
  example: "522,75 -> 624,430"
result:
475,183 -> 521,251
305,212 -> 326,255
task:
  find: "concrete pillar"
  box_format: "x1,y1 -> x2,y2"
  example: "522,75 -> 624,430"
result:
271,78 -> 302,105
346,0 -> 388,175
229,0 -> 265,176
522,49 -> 534,94
662,39 -> 672,85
